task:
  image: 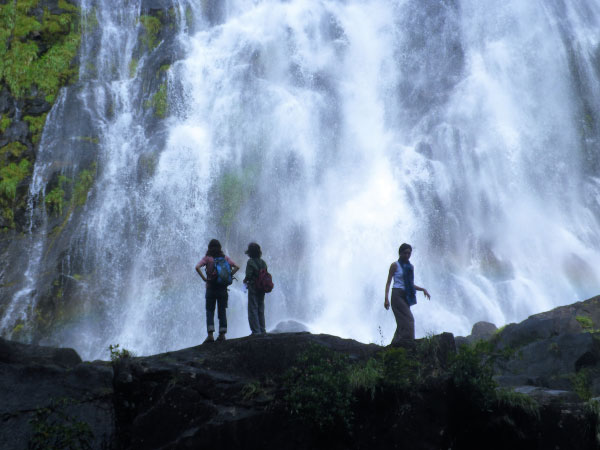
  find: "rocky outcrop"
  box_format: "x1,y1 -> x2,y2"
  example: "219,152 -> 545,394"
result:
0,337 -> 115,450
2,299 -> 600,450
459,295 -> 600,398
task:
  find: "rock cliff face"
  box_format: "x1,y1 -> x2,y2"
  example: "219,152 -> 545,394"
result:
2,296 -> 600,450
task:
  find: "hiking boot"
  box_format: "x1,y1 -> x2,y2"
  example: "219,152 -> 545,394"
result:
203,334 -> 214,344
216,333 -> 226,342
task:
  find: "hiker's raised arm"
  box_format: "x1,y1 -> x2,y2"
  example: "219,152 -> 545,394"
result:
415,285 -> 431,300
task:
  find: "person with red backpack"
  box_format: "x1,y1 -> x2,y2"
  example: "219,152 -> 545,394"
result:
243,242 -> 273,335
195,239 -> 239,343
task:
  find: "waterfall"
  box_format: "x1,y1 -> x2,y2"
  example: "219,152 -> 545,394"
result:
2,0 -> 600,360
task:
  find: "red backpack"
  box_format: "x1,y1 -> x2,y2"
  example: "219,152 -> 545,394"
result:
250,259 -> 273,293
255,268 -> 274,293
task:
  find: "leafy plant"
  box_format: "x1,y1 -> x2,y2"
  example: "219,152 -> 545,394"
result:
283,344 -> 353,430
449,341 -> 497,406
496,389 -> 540,420
576,316 -> 595,332
29,398 -> 93,450
572,369 -> 592,401
109,344 -> 134,362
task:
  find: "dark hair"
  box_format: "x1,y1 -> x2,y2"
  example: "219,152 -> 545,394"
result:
206,239 -> 225,257
245,242 -> 262,258
398,243 -> 412,256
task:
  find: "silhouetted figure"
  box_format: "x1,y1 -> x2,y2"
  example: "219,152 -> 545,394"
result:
196,239 -> 239,343
243,242 -> 271,335
384,243 -> 431,343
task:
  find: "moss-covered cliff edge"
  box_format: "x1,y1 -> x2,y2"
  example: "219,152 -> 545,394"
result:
0,0 -> 81,232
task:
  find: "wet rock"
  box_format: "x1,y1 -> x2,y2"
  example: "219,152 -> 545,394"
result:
0,338 -> 115,450
270,319 -> 309,333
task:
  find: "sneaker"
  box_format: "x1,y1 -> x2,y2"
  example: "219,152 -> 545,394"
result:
203,335 -> 214,344
216,333 -> 226,342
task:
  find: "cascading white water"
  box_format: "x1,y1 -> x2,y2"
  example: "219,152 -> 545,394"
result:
4,0 -> 600,360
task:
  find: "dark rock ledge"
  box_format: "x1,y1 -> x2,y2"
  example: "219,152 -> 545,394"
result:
2,296 -> 600,450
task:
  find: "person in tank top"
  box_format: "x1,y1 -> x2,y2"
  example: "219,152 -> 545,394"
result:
195,239 -> 239,343
384,243 -> 431,343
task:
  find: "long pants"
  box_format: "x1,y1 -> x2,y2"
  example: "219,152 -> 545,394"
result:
391,288 -> 415,343
248,290 -> 266,334
206,285 -> 228,333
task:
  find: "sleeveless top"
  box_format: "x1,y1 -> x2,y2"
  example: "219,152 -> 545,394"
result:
392,261 -> 405,289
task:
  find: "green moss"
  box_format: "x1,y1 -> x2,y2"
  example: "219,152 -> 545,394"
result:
75,136 -> 99,144
0,1 -> 80,99
576,315 -> 594,332
145,81 -> 168,118
572,369 -> 592,401
1,141 -> 27,160
139,15 -> 161,50
0,115 -> 11,132
44,164 -> 95,217
45,175 -> 69,216
185,6 -> 193,29
129,58 -> 138,78
0,159 -> 31,201
12,323 -> 25,336
73,164 -> 96,206
24,113 -> 48,144
216,166 -> 260,232
81,7 -> 98,33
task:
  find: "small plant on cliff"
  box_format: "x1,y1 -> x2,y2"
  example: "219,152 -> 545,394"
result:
576,316 -> 595,332
449,342 -> 497,407
109,344 -> 134,362
572,369 -> 592,401
29,397 -> 93,450
283,344 -> 353,430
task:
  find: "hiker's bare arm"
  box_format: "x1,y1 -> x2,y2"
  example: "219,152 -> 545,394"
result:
195,264 -> 208,282
384,263 -> 396,310
415,285 -> 431,300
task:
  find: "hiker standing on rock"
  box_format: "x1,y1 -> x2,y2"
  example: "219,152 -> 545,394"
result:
384,243 -> 431,343
243,242 -> 273,336
196,239 -> 239,343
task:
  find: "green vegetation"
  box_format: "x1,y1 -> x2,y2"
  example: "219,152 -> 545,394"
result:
0,0 -> 81,99
139,15 -> 161,50
29,397 -> 93,450
0,159 -> 30,201
0,114 -> 11,132
109,344 -> 134,362
24,113 -> 48,144
216,166 -> 260,232
185,6 -> 193,29
283,345 -> 354,430
45,175 -> 69,216
129,58 -> 138,78
1,141 -> 27,160
496,389 -> 540,420
281,339 -> 528,434
73,165 -> 95,206
44,164 -> 96,217
576,315 -> 595,332
572,369 -> 592,401
145,81 -> 168,118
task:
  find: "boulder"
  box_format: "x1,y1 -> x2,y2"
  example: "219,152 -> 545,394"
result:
0,339 -> 116,450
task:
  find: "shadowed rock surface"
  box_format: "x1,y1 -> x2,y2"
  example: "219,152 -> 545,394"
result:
3,299 -> 600,449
